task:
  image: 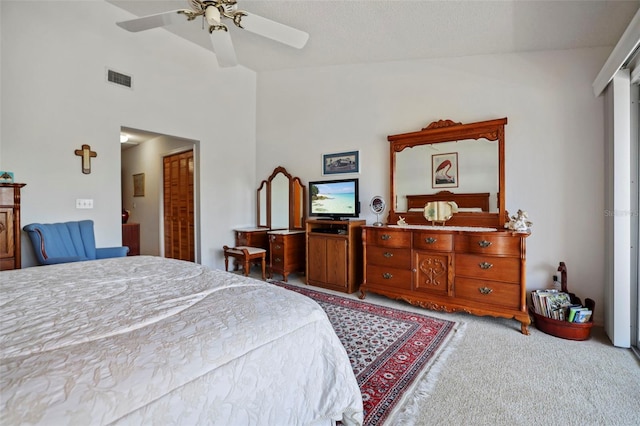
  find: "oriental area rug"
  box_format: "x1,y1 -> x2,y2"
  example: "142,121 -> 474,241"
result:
272,282 -> 462,426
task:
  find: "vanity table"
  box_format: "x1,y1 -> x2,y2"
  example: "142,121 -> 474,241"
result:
233,227 -> 270,253
230,166 -> 306,277
360,118 -> 531,334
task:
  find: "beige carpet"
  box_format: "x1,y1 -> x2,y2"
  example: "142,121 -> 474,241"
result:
272,274 -> 640,426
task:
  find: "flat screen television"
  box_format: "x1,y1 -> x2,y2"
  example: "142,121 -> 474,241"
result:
308,178 -> 360,220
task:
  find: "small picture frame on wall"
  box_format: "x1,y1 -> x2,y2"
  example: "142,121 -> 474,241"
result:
133,173 -> 145,197
322,150 -> 360,175
0,171 -> 14,183
432,152 -> 458,188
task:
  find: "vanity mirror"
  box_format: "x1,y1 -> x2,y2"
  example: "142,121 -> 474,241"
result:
256,166 -> 306,231
388,117 -> 507,228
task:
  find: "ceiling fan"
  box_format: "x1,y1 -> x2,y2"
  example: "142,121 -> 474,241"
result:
116,0 -> 309,68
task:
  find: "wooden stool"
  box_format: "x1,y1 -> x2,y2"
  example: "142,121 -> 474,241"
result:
223,245 -> 267,280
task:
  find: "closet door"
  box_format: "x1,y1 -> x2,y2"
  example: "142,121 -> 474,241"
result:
163,150 -> 194,262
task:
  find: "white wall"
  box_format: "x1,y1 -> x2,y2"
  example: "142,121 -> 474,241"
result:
1,1 -> 257,270
257,48 -> 609,324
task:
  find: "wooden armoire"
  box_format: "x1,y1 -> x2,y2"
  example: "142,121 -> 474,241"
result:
0,183 -> 26,270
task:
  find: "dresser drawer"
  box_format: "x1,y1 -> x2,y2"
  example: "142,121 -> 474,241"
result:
236,232 -> 248,246
367,228 -> 411,248
455,277 -> 520,309
413,232 -> 453,251
236,230 -> 268,248
269,235 -> 285,252
456,254 -> 520,283
458,234 -> 522,256
366,265 -> 412,290
366,246 -> 411,269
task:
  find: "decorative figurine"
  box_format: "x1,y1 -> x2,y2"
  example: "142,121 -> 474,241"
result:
506,209 -> 532,232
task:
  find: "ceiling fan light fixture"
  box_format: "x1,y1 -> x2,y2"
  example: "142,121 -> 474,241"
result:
205,5 -> 221,26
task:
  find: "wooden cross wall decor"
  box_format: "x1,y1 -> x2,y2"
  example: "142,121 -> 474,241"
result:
74,144 -> 97,174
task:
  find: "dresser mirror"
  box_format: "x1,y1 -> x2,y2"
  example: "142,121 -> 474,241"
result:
257,166 -> 306,230
388,118 -> 507,228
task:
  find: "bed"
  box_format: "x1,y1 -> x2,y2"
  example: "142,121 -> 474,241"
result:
0,256 -> 363,425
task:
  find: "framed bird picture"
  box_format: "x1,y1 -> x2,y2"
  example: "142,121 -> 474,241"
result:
432,152 -> 458,188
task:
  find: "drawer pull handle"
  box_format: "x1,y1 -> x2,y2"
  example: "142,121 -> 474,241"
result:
479,262 -> 493,270
383,252 -> 394,258
275,244 -> 282,250
274,257 -> 282,263
477,240 -> 492,248
425,237 -> 437,244
381,234 -> 391,241
382,272 -> 393,279
478,287 -> 493,295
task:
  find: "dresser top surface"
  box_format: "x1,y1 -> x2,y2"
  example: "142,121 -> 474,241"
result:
268,229 -> 306,235
388,224 -> 498,232
366,224 -> 530,237
233,227 -> 269,233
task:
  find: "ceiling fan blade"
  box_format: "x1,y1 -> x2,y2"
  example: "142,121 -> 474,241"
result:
116,10 -> 187,32
239,13 -> 309,49
210,29 -> 238,68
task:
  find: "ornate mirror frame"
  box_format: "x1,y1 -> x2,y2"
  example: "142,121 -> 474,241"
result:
388,117 -> 507,228
257,166 -> 307,230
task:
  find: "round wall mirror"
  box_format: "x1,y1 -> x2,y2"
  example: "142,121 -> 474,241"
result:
370,196 -> 386,226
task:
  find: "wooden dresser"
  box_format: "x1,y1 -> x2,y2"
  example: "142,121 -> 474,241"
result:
0,183 -> 26,271
268,230 -> 305,282
361,225 -> 530,334
122,223 -> 140,256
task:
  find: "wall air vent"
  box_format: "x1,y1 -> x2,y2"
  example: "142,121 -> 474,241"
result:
106,68 -> 133,89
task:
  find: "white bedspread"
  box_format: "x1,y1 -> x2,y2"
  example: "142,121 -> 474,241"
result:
0,256 -> 363,425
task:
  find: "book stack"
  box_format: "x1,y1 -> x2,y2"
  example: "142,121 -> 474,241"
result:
530,289 -> 592,323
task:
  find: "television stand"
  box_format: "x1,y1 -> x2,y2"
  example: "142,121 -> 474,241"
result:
306,219 -> 365,293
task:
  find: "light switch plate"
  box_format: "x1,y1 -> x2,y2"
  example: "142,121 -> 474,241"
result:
76,199 -> 94,209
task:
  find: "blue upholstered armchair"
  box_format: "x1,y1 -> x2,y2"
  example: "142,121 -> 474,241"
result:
23,220 -> 129,265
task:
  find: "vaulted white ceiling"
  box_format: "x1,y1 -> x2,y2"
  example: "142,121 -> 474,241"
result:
108,0 -> 638,72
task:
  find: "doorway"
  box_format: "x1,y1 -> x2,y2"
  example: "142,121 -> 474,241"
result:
120,127 -> 199,261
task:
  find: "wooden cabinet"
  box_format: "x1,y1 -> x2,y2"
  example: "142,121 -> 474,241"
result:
0,183 -> 26,271
122,223 -> 140,256
361,226 -> 530,334
306,219 -> 365,293
268,230 -> 305,282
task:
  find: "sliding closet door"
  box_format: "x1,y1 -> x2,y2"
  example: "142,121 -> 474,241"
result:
163,150 -> 195,262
